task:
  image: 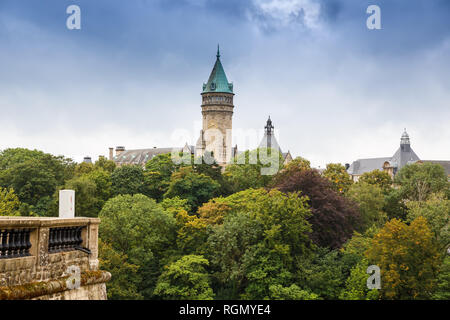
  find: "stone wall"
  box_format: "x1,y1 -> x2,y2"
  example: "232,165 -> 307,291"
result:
0,217 -> 110,300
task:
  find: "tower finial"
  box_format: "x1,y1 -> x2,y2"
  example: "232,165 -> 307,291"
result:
217,44 -> 220,58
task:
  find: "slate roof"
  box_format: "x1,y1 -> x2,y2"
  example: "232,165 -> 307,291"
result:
347,157 -> 391,175
390,146 -> 420,169
114,147 -> 193,166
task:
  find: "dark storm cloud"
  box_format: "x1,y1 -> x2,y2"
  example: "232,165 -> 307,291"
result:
0,0 -> 449,164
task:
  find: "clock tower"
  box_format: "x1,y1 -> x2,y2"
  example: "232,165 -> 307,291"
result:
196,46 -> 234,165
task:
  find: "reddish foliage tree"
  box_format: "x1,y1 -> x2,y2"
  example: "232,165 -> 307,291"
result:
271,168 -> 361,249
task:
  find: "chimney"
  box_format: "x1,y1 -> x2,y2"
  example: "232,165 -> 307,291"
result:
109,147 -> 114,160
83,156 -> 92,164
116,146 -> 125,157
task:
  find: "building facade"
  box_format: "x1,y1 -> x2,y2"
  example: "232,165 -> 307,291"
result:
347,130 -> 450,181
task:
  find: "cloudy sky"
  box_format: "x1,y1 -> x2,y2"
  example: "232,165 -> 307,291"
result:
0,0 -> 449,167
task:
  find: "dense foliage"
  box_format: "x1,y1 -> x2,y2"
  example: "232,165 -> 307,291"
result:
0,148 -> 448,300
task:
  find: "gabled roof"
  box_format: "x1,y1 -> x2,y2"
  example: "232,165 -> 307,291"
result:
202,46 -> 233,94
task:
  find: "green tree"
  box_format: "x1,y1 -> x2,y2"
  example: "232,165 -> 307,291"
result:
347,182 -> 387,231
154,255 -> 214,300
432,256 -> 450,300
111,165 -> 145,196
224,148 -> 283,193
269,284 -> 319,300
395,162 -> 449,201
296,248 -> 347,300
98,239 -> 142,300
145,153 -> 182,180
359,170 -> 392,194
206,189 -> 313,299
0,149 -> 74,208
383,188 -> 408,221
99,194 -> 177,299
323,163 -> 353,194
73,162 -> 94,177
94,156 -> 116,173
339,259 -> 379,300
164,167 -> 221,211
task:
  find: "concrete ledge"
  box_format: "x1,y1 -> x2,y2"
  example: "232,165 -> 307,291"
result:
0,270 -> 111,300
0,217 -> 100,228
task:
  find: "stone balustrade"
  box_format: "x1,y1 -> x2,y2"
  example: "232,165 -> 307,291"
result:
0,217 -> 110,300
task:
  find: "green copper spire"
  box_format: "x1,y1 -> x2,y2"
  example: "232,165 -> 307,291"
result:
202,46 -> 233,94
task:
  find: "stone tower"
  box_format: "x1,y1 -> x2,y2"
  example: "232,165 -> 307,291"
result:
196,46 -> 234,164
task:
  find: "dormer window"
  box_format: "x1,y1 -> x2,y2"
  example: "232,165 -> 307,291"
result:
210,82 -> 216,90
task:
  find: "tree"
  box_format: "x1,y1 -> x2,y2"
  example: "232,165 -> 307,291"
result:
339,259 -> 379,300
283,157 -> 311,172
86,168 -> 112,204
347,182 -> 387,231
395,162 -> 449,201
154,255 -> 214,300
268,284 -> 319,300
224,148 -> 283,193
73,162 -> 94,177
272,168 -> 362,249
98,239 -> 142,300
296,248 -> 347,300
0,187 -> 20,216
62,175 -> 99,217
111,165 -> 145,196
197,201 -> 232,225
164,167 -> 221,212
94,156 -> 116,173
205,189 -> 313,299
0,148 -> 74,208
161,196 -> 191,217
432,256 -> 450,300
383,188 -> 408,221
99,194 -> 177,299
406,193 -> 450,254
359,170 -> 392,194
323,163 -> 353,194
143,153 -> 183,201
145,152 -> 182,180
366,217 -> 442,299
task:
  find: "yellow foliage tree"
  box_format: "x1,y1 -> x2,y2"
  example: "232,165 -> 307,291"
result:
366,217 -> 441,299
0,187 -> 21,216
